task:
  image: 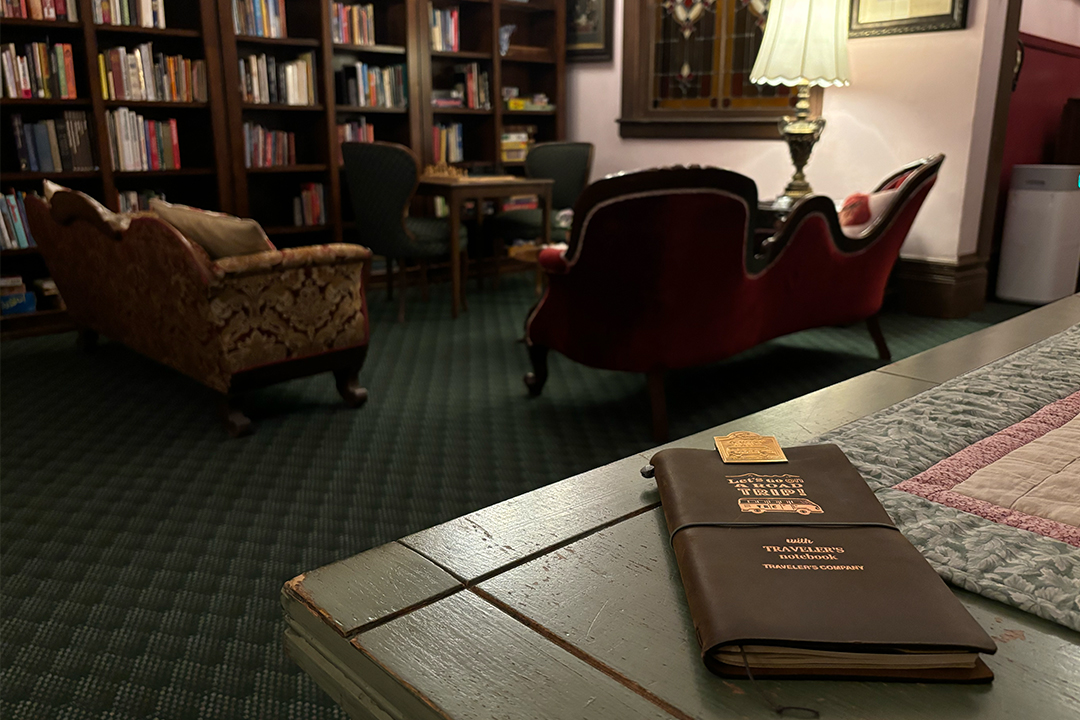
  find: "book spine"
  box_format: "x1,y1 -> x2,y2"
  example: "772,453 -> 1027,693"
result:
54,114 -> 72,171
10,115 -> 29,171
5,195 -> 28,248
168,117 -> 179,169
62,43 -> 76,98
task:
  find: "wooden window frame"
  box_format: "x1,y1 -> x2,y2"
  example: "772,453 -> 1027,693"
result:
618,1 -> 820,140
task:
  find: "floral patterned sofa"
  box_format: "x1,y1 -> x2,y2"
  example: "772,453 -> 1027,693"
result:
24,186 -> 372,436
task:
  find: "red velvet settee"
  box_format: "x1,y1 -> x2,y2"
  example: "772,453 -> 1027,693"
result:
523,155 -> 944,441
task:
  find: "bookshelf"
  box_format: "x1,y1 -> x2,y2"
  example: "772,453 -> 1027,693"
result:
2,1 -> 565,338
1,0 -> 232,339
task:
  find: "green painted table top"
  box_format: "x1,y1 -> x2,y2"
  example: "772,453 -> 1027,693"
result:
282,295 -> 1080,720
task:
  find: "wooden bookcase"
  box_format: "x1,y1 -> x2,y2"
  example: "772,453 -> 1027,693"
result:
1,0 -> 565,338
0,0 -> 232,339
217,0 -> 565,247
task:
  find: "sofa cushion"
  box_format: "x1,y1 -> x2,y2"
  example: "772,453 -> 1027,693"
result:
149,198 -> 274,259
840,189 -> 899,238
45,180 -> 131,238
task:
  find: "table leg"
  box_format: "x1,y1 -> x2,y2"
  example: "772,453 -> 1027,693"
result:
450,195 -> 461,319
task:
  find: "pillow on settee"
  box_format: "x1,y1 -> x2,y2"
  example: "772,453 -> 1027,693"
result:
44,180 -> 131,237
839,189 -> 899,238
149,198 -> 274,260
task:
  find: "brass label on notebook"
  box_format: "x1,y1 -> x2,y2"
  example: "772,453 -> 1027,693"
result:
714,432 -> 788,463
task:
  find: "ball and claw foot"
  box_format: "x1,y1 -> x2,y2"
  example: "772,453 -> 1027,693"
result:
334,369 -> 369,408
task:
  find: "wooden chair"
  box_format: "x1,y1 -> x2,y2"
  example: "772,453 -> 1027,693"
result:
342,141 -> 468,321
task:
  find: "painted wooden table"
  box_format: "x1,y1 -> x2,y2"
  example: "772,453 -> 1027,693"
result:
415,176 -> 554,318
282,295 -> 1080,720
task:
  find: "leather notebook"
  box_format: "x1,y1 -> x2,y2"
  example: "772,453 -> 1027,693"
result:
651,444 -> 997,682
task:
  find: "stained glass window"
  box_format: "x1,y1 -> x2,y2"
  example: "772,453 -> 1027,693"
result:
650,1 -> 790,112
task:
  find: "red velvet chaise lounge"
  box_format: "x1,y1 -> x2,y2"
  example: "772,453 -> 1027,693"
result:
523,155 -> 944,441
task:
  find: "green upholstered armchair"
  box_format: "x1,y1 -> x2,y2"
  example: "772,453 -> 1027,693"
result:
491,142 -> 594,245
341,141 -> 468,321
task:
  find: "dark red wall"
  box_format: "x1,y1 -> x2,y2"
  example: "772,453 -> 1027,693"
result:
990,33 -> 1080,294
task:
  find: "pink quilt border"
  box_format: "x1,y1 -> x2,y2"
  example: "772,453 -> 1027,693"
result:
893,390 -> 1080,547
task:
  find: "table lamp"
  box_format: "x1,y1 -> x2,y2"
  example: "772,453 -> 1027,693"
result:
750,0 -> 851,206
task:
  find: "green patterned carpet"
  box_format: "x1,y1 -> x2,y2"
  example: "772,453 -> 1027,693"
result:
0,274 -> 1027,719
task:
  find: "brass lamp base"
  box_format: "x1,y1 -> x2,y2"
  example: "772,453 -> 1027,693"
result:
777,83 -> 825,206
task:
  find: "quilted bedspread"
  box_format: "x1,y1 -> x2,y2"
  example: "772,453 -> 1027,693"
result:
814,324 -> 1080,631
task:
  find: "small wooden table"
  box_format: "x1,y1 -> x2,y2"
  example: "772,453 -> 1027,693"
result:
415,176 -> 554,318
282,296 -> 1080,719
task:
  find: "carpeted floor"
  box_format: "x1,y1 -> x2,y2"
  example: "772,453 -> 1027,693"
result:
0,273 -> 1028,719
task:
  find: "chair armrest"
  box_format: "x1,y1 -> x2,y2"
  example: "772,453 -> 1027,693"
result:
212,243 -> 372,279
538,245 -> 570,274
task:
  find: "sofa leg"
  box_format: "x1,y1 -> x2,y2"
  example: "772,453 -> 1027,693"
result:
219,395 -> 252,438
460,249 -> 469,312
647,369 -> 668,443
76,328 -> 98,353
334,368 -> 369,408
866,314 -> 891,363
524,344 -> 549,396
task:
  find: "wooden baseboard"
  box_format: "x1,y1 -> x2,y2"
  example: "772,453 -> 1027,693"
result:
894,254 -> 988,318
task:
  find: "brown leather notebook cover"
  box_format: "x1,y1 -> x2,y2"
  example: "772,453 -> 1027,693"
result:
651,444 -> 997,682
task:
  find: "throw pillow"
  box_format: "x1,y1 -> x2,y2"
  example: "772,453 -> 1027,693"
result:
46,181 -> 131,237
839,193 -> 871,226
149,198 -> 274,259
840,189 -> 899,238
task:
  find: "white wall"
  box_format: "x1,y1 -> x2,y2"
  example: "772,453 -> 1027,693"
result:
566,0 -> 1013,263
1019,0 -> 1080,44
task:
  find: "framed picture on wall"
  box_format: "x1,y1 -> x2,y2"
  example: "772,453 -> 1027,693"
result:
850,0 -> 969,38
568,0 -> 615,61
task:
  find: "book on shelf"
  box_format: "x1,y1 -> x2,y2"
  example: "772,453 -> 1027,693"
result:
242,121 -> 296,168
428,4 -> 458,53
32,276 -> 64,309
501,194 -> 537,212
2,42 -> 78,99
334,62 -> 406,108
10,111 -> 95,172
432,122 -> 463,164
1,1 -> 78,21
239,52 -> 317,105
0,288 -> 36,315
500,124 -> 534,163
1,276 -> 26,294
105,107 -> 180,171
98,44 -> 208,103
330,2 -> 375,46
651,439 -> 996,681
0,191 -> 38,249
293,182 -> 325,226
336,118 -> 373,164
231,0 -> 288,39
90,0 -> 166,29
117,188 -> 164,212
448,62 -> 489,110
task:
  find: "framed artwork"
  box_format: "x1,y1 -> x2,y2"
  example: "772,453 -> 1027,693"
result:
850,0 -> 969,38
568,0 -> 615,61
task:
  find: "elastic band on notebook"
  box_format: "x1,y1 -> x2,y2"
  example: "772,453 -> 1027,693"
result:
668,521 -> 899,544
738,646 -> 821,719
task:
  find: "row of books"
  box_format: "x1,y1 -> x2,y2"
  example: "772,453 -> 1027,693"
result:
431,62 -> 489,110
336,118 -> 374,164
429,5 -> 459,53
231,0 -> 288,39
0,192 -> 36,250
1,0 -> 77,20
239,52 -> 318,106
334,62 -> 405,109
1,42 -> 78,99
117,188 -> 163,213
99,45 -> 208,103
11,112 -> 95,172
433,122 -> 463,164
294,182 -> 325,226
105,108 -> 181,171
91,0 -> 167,28
242,121 -> 295,168
330,2 -> 376,46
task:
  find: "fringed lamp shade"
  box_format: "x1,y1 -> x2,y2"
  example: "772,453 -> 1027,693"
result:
750,0 -> 851,87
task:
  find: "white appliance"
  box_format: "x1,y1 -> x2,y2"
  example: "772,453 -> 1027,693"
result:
996,164 -> 1080,304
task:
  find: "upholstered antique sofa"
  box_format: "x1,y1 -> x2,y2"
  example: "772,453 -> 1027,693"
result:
524,155 -> 945,441
25,187 -> 372,436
